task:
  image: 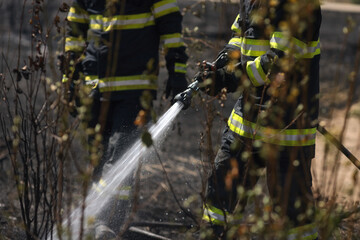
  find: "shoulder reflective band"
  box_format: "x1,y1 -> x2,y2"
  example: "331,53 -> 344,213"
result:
65,36 -> 86,52
287,223 -> 318,240
228,110 -> 317,146
246,56 -> 269,87
152,0 -> 180,19
270,32 -> 320,59
67,6 -> 89,23
174,63 -> 187,73
228,37 -> 270,57
102,13 -> 155,31
231,14 -> 241,34
161,33 -> 185,48
98,75 -> 158,92
202,204 -> 226,225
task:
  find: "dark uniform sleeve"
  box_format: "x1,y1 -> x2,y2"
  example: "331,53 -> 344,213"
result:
62,0 -> 89,83
152,0 -> 188,91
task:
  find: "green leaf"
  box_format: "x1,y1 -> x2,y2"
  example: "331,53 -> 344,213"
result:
141,130 -> 153,147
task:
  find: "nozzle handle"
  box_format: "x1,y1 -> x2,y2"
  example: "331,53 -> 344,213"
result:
173,80 -> 199,110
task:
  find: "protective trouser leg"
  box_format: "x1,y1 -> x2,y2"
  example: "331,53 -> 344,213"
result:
202,128 -> 264,238
203,127 -> 318,239
266,143 -> 318,239
89,99 -> 143,239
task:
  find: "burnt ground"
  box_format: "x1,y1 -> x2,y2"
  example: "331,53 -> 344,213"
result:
1,1 -> 360,240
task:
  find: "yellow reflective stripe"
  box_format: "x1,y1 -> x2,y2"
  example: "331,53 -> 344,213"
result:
202,204 -> 226,225
270,32 -> 320,59
242,38 -> 270,56
89,15 -> 103,30
288,223 -> 318,240
102,13 -> 155,31
85,75 -> 99,88
174,63 -> 187,73
67,6 -> 89,23
65,37 -> 86,52
98,75 -> 157,92
152,0 -> 179,18
228,37 -> 242,49
85,75 -> 98,81
228,110 -> 317,146
231,14 -> 241,34
246,57 -> 268,87
62,74 -> 69,83
228,37 -> 270,57
118,190 -> 130,196
161,33 -> 185,48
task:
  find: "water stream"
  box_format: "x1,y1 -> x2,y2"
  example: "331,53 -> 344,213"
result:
50,102 -> 184,239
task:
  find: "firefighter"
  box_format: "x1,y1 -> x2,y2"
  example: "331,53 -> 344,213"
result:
62,0 -> 187,239
198,0 -> 321,239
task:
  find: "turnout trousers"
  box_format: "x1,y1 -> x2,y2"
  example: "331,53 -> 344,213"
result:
203,126 -> 317,238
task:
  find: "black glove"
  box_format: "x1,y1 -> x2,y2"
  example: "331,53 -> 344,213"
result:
165,47 -> 188,101
165,72 -> 188,101
195,66 -> 238,96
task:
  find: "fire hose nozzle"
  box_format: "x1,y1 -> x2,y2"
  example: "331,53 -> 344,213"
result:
173,80 -> 200,110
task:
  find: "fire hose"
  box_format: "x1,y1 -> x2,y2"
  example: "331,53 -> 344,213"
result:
317,124 -> 360,170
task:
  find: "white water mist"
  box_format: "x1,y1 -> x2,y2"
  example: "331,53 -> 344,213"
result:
49,102 -> 184,240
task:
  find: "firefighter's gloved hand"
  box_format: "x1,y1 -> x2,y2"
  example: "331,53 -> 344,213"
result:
195,67 -> 225,96
165,73 -> 188,102
196,67 -> 237,96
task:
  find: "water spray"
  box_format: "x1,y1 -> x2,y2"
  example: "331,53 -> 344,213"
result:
49,102 -> 185,240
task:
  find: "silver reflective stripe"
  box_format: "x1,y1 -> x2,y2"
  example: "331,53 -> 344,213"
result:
231,14 -> 241,33
247,60 -> 266,85
270,36 -> 320,57
175,63 -> 186,73
270,36 -> 303,53
65,41 -> 84,47
103,16 -> 155,28
228,115 -> 316,142
307,41 -> 321,54
242,42 -> 270,53
118,189 -> 130,197
153,2 -> 178,15
98,79 -> 153,88
90,17 -> 102,29
67,11 -> 89,23
65,40 -> 85,51
85,79 -> 99,86
229,116 -> 255,135
164,37 -> 182,45
203,208 -> 225,222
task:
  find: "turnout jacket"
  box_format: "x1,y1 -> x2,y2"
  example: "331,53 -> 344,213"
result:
224,0 -> 321,147
64,0 -> 187,100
